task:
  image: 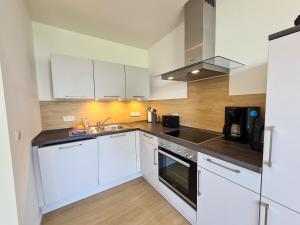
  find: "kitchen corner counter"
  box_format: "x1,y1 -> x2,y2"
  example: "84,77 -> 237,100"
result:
32,121 -> 263,173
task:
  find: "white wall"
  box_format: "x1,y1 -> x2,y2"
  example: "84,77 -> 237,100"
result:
0,63 -> 19,225
148,23 -> 187,100
148,0 -> 300,96
33,22 -> 149,100
0,1 -> 42,225
216,0 -> 300,95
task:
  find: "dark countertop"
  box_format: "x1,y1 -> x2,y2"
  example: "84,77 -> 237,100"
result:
32,121 -> 263,173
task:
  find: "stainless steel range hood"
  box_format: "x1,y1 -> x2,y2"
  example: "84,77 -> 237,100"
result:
160,0 -> 244,82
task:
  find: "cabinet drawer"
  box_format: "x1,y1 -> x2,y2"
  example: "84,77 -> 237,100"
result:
198,153 -> 261,193
141,132 -> 158,146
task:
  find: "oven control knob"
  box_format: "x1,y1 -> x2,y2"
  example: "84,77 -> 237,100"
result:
184,152 -> 189,157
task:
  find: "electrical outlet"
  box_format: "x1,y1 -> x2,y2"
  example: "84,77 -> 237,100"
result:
63,116 -> 75,122
131,112 -> 141,117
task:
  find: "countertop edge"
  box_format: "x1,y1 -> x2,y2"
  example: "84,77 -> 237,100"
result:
32,124 -> 262,174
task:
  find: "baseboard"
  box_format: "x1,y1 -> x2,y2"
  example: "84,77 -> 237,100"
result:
41,172 -> 142,214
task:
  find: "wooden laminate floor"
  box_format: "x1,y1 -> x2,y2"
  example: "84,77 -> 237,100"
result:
42,178 -> 190,225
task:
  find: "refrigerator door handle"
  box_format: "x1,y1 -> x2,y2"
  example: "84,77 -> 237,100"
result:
260,201 -> 269,225
263,126 -> 274,167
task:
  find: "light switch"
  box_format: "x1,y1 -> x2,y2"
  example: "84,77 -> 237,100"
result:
131,112 -> 141,117
63,116 -> 75,122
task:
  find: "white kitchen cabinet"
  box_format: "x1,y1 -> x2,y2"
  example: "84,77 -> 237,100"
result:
93,60 -> 125,99
51,54 -> 94,99
259,197 -> 300,225
140,134 -> 158,189
197,168 -> 260,225
198,152 -> 261,193
262,31 -> 300,213
125,65 -> 150,99
98,132 -> 137,185
38,139 -> 98,205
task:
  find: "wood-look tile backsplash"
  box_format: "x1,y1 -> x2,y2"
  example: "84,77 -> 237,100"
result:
40,100 -> 149,130
40,76 -> 266,131
149,76 -> 266,132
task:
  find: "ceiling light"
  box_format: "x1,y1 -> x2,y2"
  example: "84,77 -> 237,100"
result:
191,70 -> 200,74
168,76 -> 174,80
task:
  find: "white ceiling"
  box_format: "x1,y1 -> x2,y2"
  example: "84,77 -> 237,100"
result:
25,0 -> 188,49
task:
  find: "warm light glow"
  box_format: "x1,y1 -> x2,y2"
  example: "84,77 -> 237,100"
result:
137,98 -> 141,101
168,76 -> 174,80
118,98 -> 122,101
191,70 -> 200,74
95,98 -> 99,101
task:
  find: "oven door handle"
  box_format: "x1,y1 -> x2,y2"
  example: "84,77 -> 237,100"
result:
158,150 -> 190,168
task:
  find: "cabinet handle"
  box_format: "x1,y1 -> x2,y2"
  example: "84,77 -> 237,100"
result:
263,126 -> 274,167
110,133 -> 126,138
154,148 -> 158,165
133,96 -> 145,98
260,202 -> 269,225
206,159 -> 240,173
197,169 -> 201,196
143,133 -> 153,139
65,95 -> 86,98
104,96 -> 120,98
58,143 -> 82,150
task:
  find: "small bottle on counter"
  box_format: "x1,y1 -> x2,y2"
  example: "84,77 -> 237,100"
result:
151,109 -> 158,124
82,118 -> 90,129
147,107 -> 152,123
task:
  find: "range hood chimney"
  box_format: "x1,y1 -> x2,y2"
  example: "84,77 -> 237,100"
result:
160,0 -> 244,82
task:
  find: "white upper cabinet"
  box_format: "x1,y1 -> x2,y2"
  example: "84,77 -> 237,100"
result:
262,31 -> 300,213
51,54 -> 94,99
125,65 -> 150,99
93,60 -> 125,99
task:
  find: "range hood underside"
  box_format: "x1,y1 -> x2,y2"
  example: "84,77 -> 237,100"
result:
159,56 -> 244,82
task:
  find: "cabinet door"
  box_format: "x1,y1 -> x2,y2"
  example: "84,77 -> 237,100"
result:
51,54 -> 94,99
38,139 -> 98,205
262,31 -> 300,212
140,139 -> 158,188
99,132 -> 137,185
125,65 -> 150,99
197,168 -> 260,225
93,60 -> 125,99
259,197 -> 300,225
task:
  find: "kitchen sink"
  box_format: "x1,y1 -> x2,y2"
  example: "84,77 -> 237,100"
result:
88,124 -> 127,134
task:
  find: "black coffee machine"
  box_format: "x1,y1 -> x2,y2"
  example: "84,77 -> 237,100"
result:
223,107 -> 260,143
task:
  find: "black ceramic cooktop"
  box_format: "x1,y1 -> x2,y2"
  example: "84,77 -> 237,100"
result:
164,128 -> 221,144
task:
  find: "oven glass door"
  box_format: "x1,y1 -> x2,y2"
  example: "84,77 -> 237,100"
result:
158,147 -> 197,209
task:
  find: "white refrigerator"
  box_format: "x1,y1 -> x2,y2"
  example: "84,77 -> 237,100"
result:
260,29 -> 300,224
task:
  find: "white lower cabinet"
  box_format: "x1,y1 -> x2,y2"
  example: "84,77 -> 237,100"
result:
38,139 -> 99,205
98,131 -> 137,185
140,134 -> 158,189
197,167 -> 260,225
259,197 -> 300,225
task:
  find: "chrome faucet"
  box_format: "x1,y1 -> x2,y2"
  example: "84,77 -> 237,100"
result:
97,117 -> 111,127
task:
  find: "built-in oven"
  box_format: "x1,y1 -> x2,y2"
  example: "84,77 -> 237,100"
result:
158,140 -> 197,209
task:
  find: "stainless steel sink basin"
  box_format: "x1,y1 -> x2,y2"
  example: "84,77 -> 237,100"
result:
88,124 -> 127,134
